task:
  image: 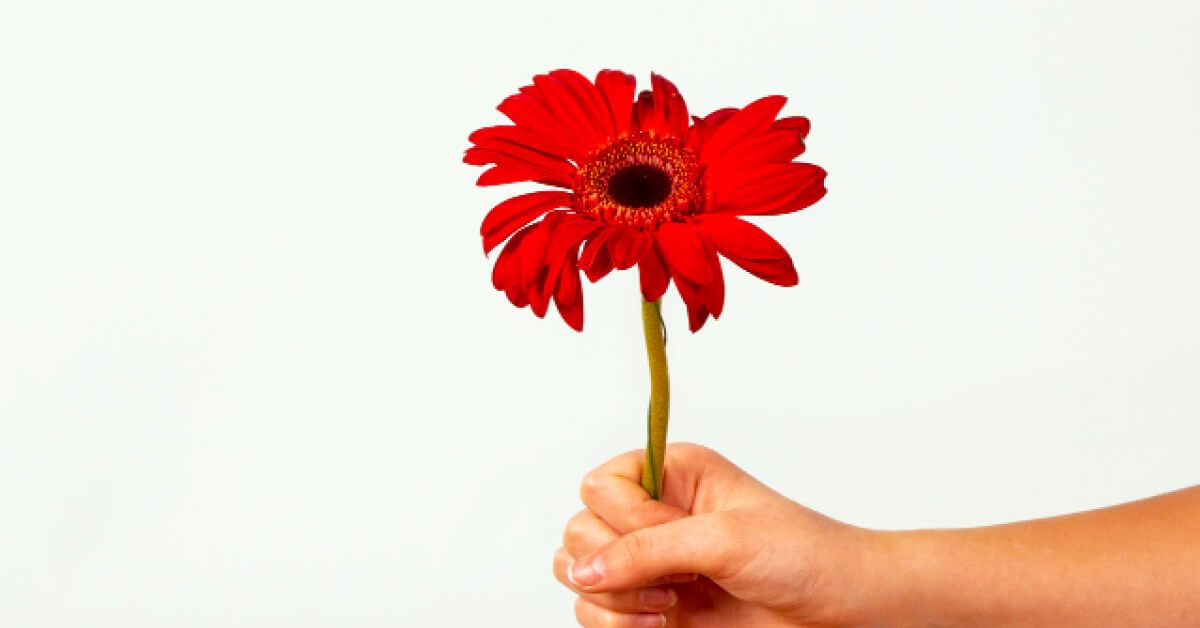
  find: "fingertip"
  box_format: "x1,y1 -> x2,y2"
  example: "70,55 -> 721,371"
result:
567,555 -> 605,589
566,560 -> 579,586
636,613 -> 667,628
638,586 -> 677,610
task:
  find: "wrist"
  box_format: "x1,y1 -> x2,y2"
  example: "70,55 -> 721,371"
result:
787,523 -> 918,628
818,527 -> 955,628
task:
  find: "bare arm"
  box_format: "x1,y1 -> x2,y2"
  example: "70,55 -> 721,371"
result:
864,485 -> 1200,627
553,445 -> 1200,628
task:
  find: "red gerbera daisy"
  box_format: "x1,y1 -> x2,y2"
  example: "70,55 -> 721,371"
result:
465,69 -> 827,332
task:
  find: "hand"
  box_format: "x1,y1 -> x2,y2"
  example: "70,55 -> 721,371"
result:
552,443 -> 878,627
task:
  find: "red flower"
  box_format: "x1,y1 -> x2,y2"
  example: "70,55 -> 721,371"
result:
465,69 -> 827,332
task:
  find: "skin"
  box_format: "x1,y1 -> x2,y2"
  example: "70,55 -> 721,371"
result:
553,443 -> 1200,627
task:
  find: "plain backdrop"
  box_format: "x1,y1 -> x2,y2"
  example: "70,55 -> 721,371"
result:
2,1 -> 1198,626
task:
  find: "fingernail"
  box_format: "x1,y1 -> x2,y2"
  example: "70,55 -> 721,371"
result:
567,556 -> 605,587
635,613 -> 666,628
665,572 -> 699,584
639,587 -> 677,609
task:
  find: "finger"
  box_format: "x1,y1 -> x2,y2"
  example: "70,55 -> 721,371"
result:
561,511 -> 693,587
574,597 -> 666,628
563,509 -> 619,558
581,450 -> 689,534
554,547 -> 679,613
568,512 -> 748,593
557,544 -> 697,591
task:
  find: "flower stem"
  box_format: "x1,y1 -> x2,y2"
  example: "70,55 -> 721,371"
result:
639,298 -> 670,500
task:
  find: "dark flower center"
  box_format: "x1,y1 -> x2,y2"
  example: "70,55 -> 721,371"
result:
574,136 -> 701,229
607,164 -> 673,209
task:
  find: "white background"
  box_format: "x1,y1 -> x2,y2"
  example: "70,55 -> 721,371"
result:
2,1 -> 1198,626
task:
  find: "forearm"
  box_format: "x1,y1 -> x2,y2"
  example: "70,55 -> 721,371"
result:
859,485 -> 1200,627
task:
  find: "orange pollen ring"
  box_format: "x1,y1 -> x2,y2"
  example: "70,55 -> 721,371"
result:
574,137 -> 702,229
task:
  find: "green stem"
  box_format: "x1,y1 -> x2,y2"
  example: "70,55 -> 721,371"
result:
639,298 -> 670,500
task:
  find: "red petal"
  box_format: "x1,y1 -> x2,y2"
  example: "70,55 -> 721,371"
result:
465,152 -> 571,188
696,230 -> 724,318
517,218 -> 553,287
685,108 -> 733,153
532,73 -> 605,154
650,73 -> 689,138
722,256 -> 797,286
671,273 -> 711,332
551,69 -> 614,142
698,116 -> 812,175
595,70 -> 636,138
610,228 -> 651,269
529,268 -> 552,317
518,214 -> 596,322
475,163 -> 572,189
464,145 -> 575,180
633,90 -> 662,137
699,95 -> 787,162
653,222 -> 711,284
481,191 -> 572,254
497,93 -> 589,162
658,241 -> 714,333
468,125 -> 572,161
579,228 -> 617,282
505,284 -> 528,308
703,129 -> 803,169
774,115 -> 811,138
697,215 -> 789,259
638,246 -> 670,301
698,216 -> 798,286
528,249 -> 560,319
553,256 -> 584,331
491,224 -> 532,291
703,107 -> 738,128
706,162 -> 827,215
544,214 -> 598,263
554,256 -> 582,308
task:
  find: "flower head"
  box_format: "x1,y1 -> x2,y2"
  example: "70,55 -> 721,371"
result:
465,69 -> 827,331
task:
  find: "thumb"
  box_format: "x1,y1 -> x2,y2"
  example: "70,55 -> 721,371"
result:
568,512 -> 750,592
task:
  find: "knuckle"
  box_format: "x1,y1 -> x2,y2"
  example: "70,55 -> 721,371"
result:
562,510 -> 588,547
635,498 -> 683,529
579,470 -> 604,503
622,530 -> 655,566
675,441 -> 718,463
628,509 -> 654,531
704,510 -> 738,536
701,513 -> 738,565
573,597 -> 613,628
704,512 -> 758,579
552,548 -> 569,580
573,597 -> 588,624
